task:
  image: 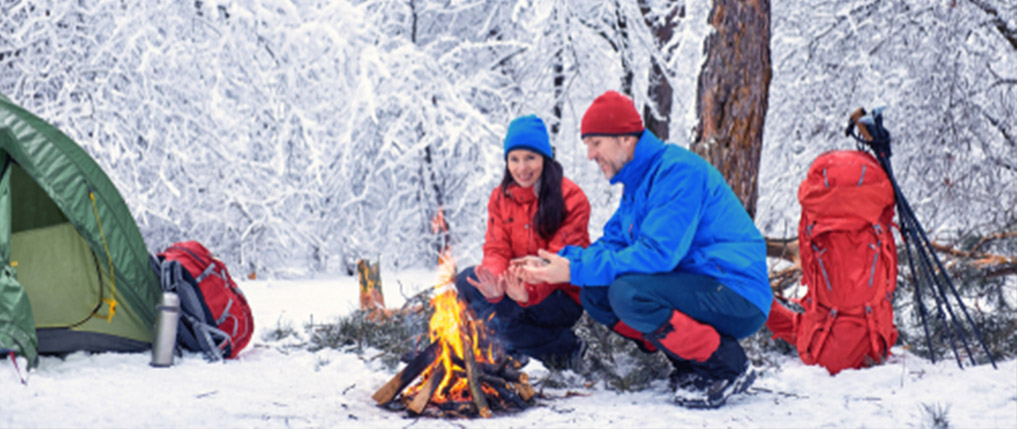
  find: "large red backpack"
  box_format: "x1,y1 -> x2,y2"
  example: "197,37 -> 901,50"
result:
156,241 -> 254,360
767,150 -> 899,374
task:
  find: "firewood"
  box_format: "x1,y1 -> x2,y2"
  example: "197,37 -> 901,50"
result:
407,363 -> 445,414
437,401 -> 474,417
515,379 -> 536,401
478,374 -> 527,409
372,341 -> 440,404
481,361 -> 525,383
504,367 -> 528,384
462,336 -> 492,418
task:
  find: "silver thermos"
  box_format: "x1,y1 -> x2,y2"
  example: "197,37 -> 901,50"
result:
150,291 -> 180,367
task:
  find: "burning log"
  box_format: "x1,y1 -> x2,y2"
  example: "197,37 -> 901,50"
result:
372,350 -> 537,417
514,378 -> 536,402
408,363 -> 446,414
372,341 -> 440,405
480,358 -> 528,384
478,374 -> 527,409
372,250 -> 537,418
462,335 -> 492,418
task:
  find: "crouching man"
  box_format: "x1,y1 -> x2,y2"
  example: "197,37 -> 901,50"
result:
515,90 -> 771,409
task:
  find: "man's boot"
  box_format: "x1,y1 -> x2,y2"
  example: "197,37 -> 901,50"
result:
664,354 -> 698,390
647,310 -> 756,409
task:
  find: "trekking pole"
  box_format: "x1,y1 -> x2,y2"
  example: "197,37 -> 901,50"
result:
895,182 -> 995,368
899,225 -> 938,362
893,177 -> 980,367
877,149 -> 970,367
900,209 -> 966,367
845,108 -> 998,369
872,117 -> 996,370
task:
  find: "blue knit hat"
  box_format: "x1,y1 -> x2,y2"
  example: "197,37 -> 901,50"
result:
503,115 -> 553,160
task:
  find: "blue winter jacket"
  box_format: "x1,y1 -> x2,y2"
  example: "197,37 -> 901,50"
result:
559,131 -> 772,316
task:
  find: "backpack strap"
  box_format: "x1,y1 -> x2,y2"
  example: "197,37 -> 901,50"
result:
805,308 -> 838,362
863,305 -> 886,364
159,260 -> 185,293
867,224 -> 885,288
195,262 -> 226,284
811,244 -> 834,291
165,260 -> 229,361
180,313 -> 231,362
217,298 -> 234,327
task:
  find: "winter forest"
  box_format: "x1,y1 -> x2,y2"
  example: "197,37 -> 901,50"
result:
2,0 -> 1016,357
2,0 -> 1017,426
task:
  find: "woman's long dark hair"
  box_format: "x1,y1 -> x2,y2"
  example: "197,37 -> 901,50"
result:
500,155 -> 566,240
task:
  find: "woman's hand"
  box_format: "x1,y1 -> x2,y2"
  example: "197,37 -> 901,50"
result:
504,266 -> 529,304
466,265 -> 505,300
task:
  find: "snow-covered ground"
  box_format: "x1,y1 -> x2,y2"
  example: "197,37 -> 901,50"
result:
2,269 -> 1015,428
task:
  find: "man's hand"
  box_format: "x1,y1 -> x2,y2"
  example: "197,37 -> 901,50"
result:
466,266 -> 505,300
504,266 -> 529,304
517,249 -> 571,285
510,255 -> 549,268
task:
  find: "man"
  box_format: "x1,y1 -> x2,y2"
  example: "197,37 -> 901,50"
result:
515,90 -> 771,409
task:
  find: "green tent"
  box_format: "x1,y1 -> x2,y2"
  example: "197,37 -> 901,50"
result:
0,93 -> 160,367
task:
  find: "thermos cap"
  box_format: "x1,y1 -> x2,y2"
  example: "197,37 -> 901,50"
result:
160,291 -> 180,308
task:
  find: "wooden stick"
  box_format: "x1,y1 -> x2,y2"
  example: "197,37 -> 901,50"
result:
407,363 -> 445,414
478,361 -> 523,383
515,379 -> 536,401
372,341 -> 440,404
479,374 -> 527,409
462,336 -> 492,418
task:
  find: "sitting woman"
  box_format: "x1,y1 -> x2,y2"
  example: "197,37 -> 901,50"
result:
455,114 -> 591,369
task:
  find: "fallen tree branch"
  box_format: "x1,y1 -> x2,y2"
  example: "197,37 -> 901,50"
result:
769,266 -> 802,296
929,241 -> 1016,267
970,230 -> 1017,254
987,265 -> 1017,278
765,236 -> 799,264
928,236 -> 1017,278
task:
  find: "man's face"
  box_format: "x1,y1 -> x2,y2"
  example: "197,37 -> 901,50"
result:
582,135 -> 635,180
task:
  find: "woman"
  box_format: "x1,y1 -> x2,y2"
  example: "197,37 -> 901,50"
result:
455,114 -> 591,369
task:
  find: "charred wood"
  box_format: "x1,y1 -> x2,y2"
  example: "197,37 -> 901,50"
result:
408,364 -> 446,414
372,341 -> 440,404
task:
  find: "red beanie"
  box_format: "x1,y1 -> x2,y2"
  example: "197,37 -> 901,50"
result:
581,90 -> 645,137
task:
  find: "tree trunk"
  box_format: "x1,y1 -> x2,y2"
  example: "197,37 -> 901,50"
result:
638,1 -> 684,141
614,2 -> 635,96
551,7 -> 565,142
691,0 -> 771,218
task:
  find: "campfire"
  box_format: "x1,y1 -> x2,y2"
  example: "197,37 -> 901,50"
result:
372,249 -> 536,418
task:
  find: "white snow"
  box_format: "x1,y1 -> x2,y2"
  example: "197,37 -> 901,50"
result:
3,270 -> 1015,428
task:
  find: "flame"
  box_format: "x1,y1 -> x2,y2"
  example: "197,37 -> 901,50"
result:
407,245 -> 499,405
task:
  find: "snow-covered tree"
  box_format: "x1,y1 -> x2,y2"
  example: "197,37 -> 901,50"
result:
1,0 -> 1012,292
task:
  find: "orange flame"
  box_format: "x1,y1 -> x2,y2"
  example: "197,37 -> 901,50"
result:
407,246 -> 499,405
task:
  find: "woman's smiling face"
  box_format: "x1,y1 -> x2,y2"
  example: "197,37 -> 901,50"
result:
507,148 -> 544,188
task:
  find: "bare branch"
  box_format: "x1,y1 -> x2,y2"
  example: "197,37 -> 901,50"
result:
765,236 -> 800,264
967,0 -> 1017,50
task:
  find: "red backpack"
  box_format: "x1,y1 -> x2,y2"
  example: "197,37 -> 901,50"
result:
767,150 -> 899,374
156,241 -> 254,360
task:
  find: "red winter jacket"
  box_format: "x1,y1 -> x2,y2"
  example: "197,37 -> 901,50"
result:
480,177 -> 590,307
